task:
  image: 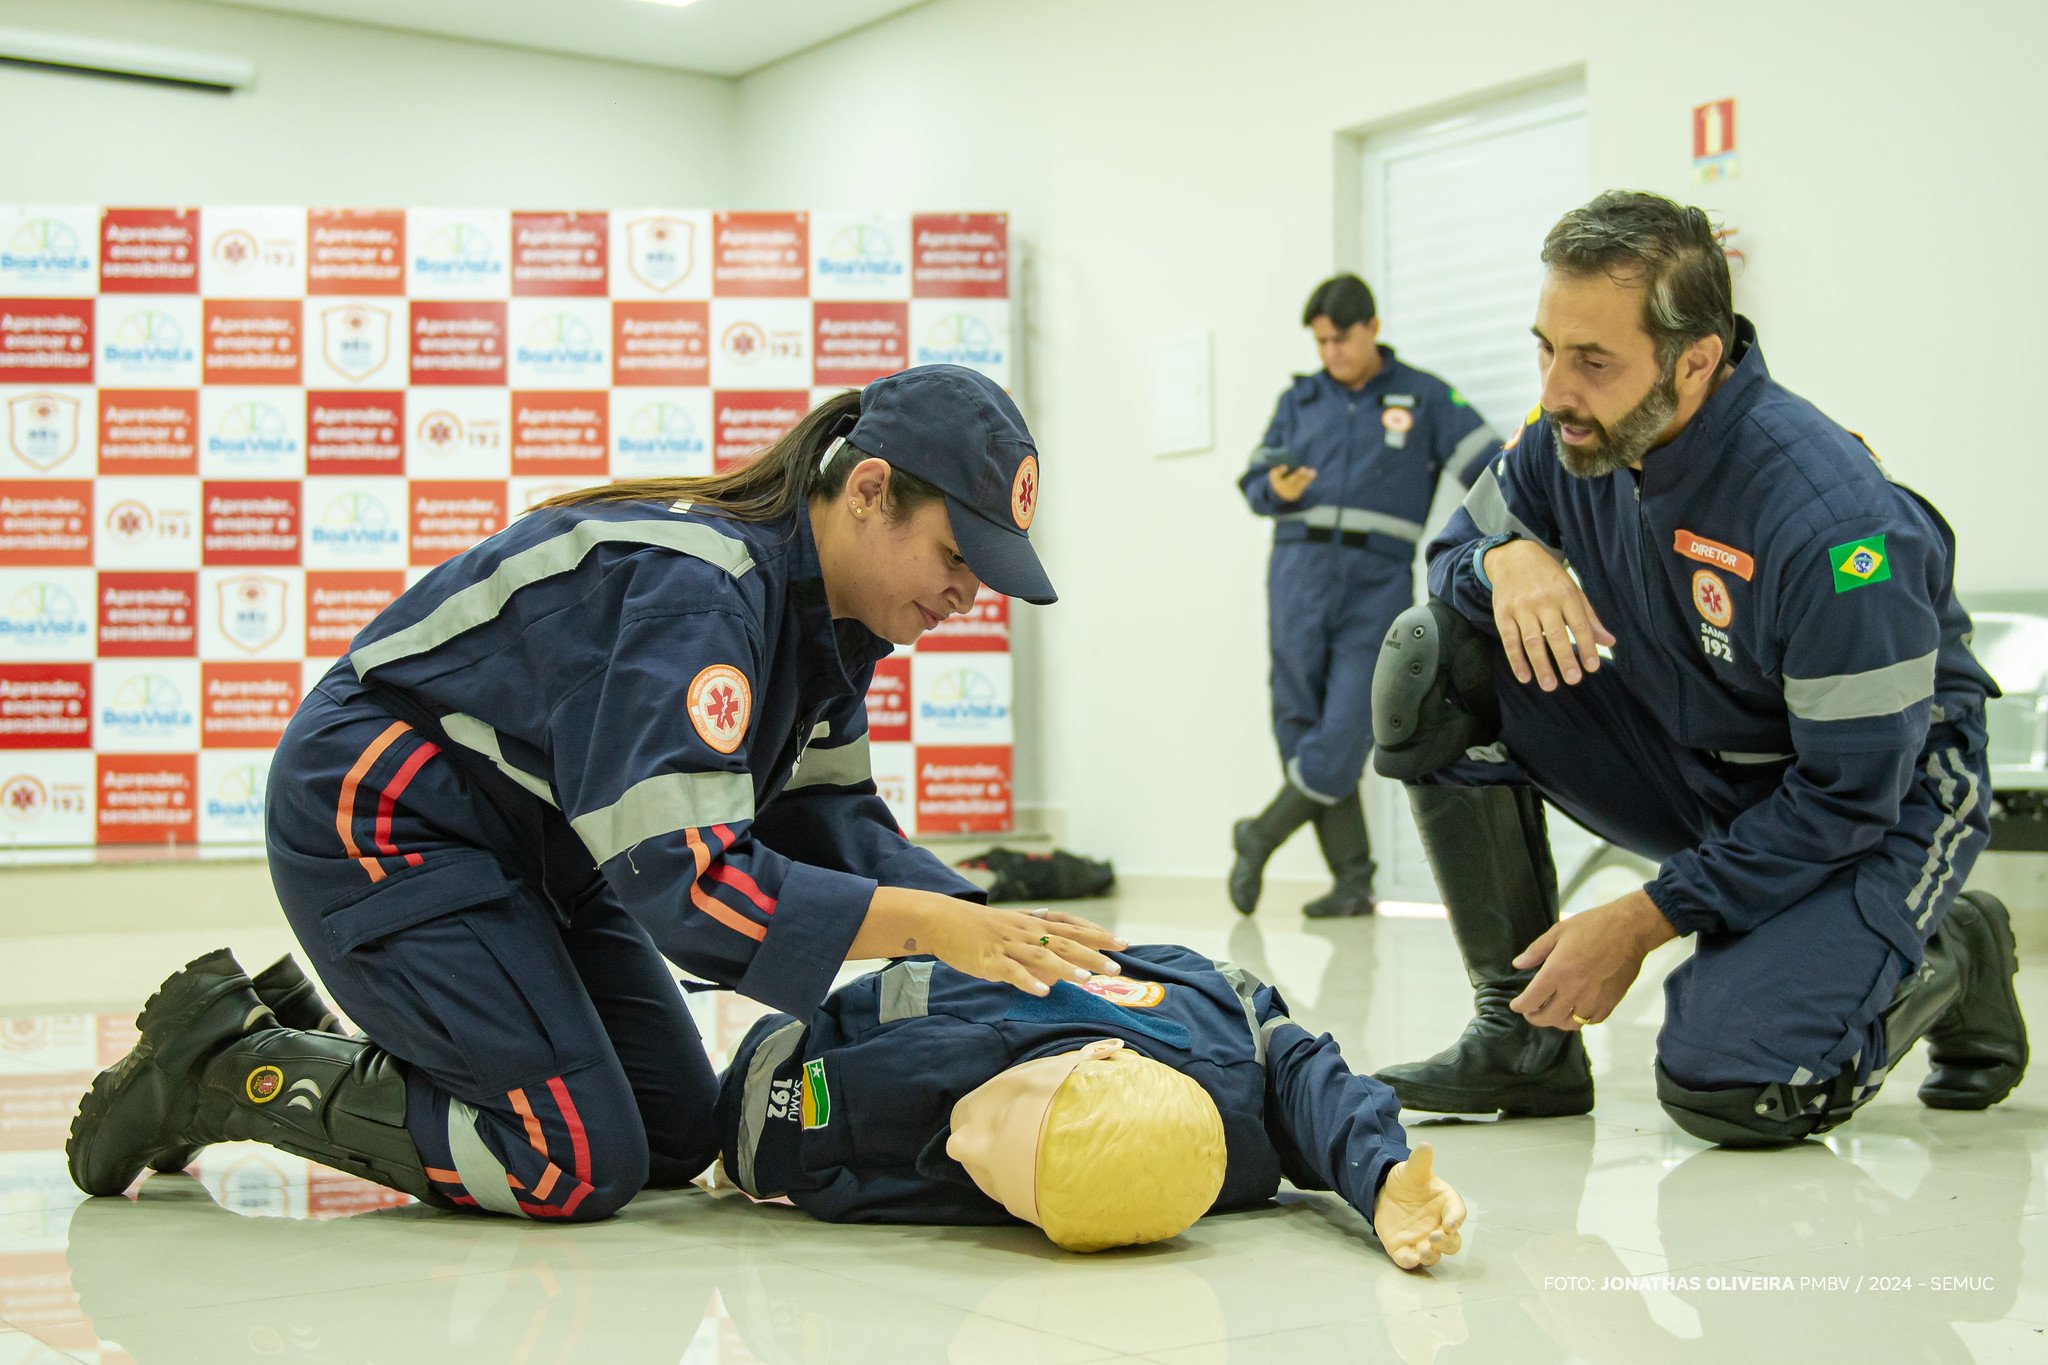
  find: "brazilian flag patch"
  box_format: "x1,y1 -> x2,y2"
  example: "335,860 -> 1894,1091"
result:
800,1058 -> 831,1130
1829,535 -> 1891,593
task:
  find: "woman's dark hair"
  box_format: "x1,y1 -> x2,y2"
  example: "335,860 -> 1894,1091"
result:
1301,274 -> 1377,330
535,388 -> 944,522
1541,190 -> 1735,367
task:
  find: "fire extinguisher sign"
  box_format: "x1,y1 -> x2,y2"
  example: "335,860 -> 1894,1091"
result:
1692,99 -> 1738,184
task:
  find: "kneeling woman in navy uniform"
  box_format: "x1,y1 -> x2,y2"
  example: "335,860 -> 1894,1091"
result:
69,365 -> 1124,1221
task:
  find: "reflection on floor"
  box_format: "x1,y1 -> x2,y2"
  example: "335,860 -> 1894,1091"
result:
0,878 -> 2043,1362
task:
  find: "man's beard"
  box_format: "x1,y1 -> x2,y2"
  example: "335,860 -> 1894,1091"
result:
1549,358 -> 1680,479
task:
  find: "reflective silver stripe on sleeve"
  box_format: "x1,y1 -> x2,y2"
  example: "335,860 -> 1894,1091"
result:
1782,650 -> 1937,722
1257,1015 -> 1292,1060
1713,750 -> 1794,765
1446,425 -> 1499,480
447,1097 -> 523,1216
1461,464 -> 1555,553
1276,506 -> 1425,541
736,1020 -> 806,1199
352,519 -> 756,678
440,713 -> 558,808
1212,960 -> 1268,1065
570,769 -> 756,864
784,733 -> 872,792
1907,747 -> 1983,930
878,959 -> 935,1024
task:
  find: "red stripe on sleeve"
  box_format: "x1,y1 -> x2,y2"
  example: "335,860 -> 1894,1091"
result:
709,862 -> 777,915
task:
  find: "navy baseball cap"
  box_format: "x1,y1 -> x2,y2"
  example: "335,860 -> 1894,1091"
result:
847,365 -> 1055,605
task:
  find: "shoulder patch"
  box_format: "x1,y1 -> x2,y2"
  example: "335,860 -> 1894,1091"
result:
1829,535 -> 1891,593
1503,404 -> 1543,452
1450,388 -> 1470,408
687,663 -> 752,753
800,1058 -> 831,1129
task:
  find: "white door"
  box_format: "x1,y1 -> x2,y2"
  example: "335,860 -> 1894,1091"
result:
1355,85 -> 1622,905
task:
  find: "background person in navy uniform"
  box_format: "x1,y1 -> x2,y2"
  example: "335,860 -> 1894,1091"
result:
716,942 -> 1465,1268
1233,275 -> 1498,919
68,366 -> 1128,1219
1369,192 -> 2027,1144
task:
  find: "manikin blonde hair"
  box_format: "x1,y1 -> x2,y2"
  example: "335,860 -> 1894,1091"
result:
1034,1048 -> 1227,1253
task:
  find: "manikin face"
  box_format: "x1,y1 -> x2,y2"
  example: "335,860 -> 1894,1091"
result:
1311,316 -> 1381,389
813,459 -> 982,645
946,1039 -> 1126,1226
1532,268 -> 1723,478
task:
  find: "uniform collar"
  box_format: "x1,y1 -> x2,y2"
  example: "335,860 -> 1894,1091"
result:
1315,344 -> 1404,398
789,502 -> 892,701
1639,315 -> 1766,496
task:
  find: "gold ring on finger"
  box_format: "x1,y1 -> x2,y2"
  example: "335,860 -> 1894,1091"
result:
1569,1011 -> 1594,1025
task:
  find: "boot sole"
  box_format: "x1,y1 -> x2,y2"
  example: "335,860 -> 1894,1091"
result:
1919,892 -> 2028,1110
1303,902 -> 1375,919
68,950 -> 255,1196
1379,1078 -> 1595,1119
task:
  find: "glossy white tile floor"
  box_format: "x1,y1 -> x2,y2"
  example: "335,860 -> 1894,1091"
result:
0,867 -> 2043,1363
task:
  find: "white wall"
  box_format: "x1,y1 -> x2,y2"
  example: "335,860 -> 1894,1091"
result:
0,0 -> 738,205
732,0 -> 2048,878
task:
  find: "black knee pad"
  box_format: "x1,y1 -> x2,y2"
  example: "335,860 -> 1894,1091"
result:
1371,600 -> 1502,781
1654,1061 -> 1862,1148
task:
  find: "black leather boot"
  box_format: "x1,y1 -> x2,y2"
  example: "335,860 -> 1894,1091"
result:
1915,891 -> 2028,1109
1371,785 -> 1593,1116
69,949 -> 435,1202
1658,890 -> 2022,1147
1304,791 -> 1375,918
151,953 -> 349,1174
1229,784 -> 1321,916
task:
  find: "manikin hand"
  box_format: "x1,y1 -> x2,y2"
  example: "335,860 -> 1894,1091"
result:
1267,465 -> 1317,501
1509,888 -> 1678,1029
1373,1143 -> 1466,1270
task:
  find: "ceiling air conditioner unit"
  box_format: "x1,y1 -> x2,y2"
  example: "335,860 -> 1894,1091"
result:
0,26 -> 256,93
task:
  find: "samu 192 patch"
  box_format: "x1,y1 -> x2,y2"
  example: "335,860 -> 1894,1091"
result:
799,1057 -> 830,1129
1829,535 -> 1891,593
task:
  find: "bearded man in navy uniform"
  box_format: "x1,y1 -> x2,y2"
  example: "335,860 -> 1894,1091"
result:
1369,191 -> 2026,1144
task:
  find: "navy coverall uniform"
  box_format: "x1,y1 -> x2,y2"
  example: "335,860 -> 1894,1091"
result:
716,943 -> 1410,1231
1240,349 -> 1496,801
1429,317 -> 1997,1100
265,498 -> 979,1221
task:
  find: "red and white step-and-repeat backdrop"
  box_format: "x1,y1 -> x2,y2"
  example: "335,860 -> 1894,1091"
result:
0,206 -> 1018,848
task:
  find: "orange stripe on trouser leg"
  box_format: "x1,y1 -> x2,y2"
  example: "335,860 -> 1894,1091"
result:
507,1088 -> 549,1158
532,1163 -> 561,1201
423,1166 -> 463,1184
683,828 -> 768,943
335,721 -> 410,882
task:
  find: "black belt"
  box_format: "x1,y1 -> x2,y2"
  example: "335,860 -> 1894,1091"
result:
1302,528 -> 1381,548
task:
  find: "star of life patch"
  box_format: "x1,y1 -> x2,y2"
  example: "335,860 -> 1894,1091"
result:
686,663 -> 751,754
1691,569 -> 1733,628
